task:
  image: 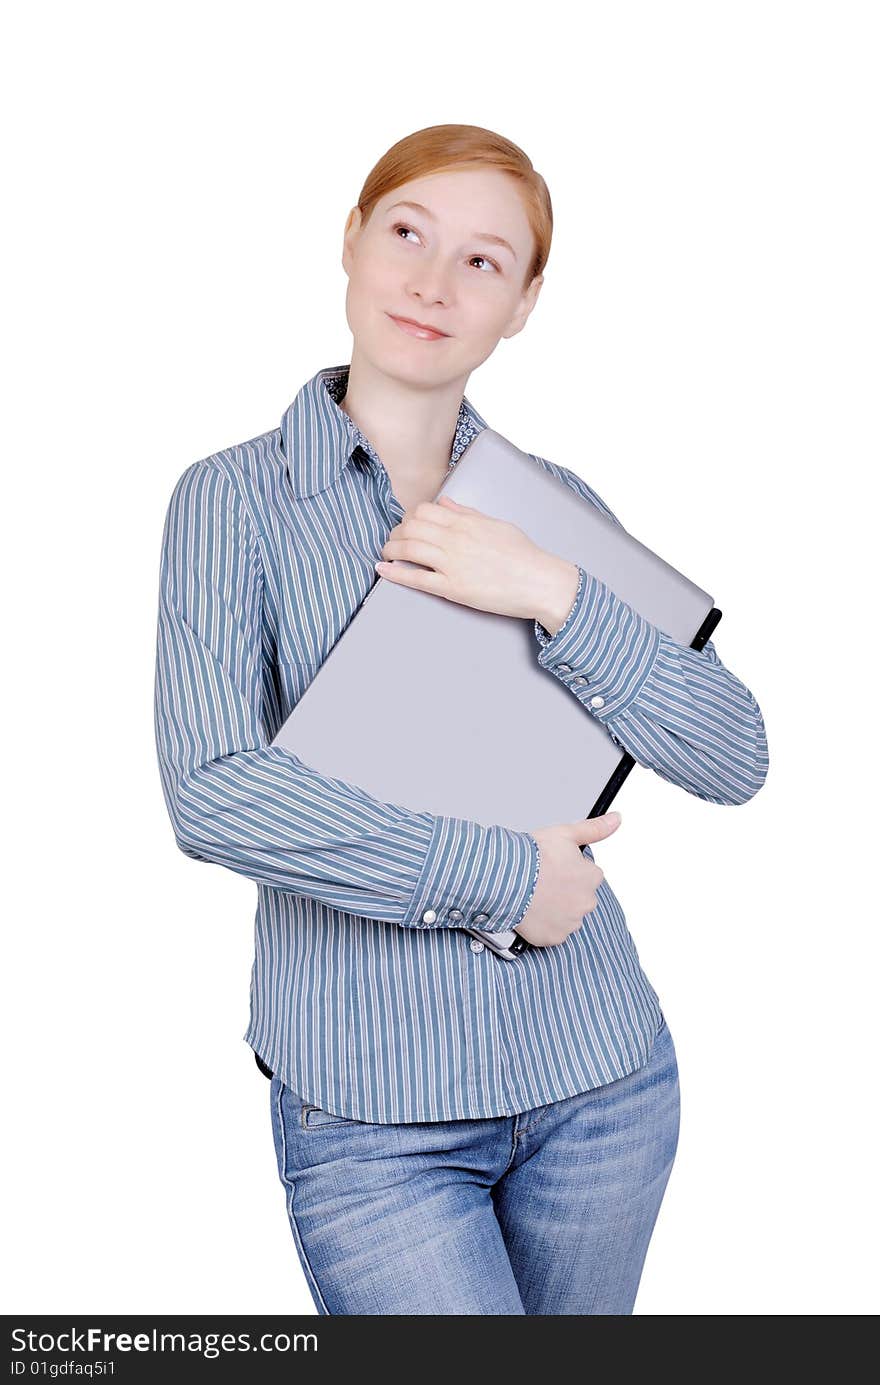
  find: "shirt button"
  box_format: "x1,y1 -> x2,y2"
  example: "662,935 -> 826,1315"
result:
469,938 -> 485,953
590,695 -> 605,709
558,663 -> 572,672
448,909 -> 463,921
421,909 -> 437,924
572,676 -> 586,686
472,913 -> 489,924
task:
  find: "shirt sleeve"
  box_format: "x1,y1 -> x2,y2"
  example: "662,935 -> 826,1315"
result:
154,461 -> 540,933
531,461 -> 769,807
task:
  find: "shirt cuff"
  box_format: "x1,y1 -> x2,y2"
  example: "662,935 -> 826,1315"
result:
406,815 -> 541,934
533,564 -> 662,722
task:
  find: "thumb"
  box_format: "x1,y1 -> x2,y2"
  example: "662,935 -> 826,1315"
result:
569,811 -> 622,845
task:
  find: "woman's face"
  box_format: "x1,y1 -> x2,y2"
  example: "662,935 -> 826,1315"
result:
341,167 -> 544,383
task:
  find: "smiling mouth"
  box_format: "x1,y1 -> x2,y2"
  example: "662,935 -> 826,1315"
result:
387,313 -> 450,341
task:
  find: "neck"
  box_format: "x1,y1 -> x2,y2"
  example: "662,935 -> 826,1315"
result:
337,348 -> 469,488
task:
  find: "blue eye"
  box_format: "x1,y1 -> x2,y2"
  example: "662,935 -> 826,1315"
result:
391,224 -> 500,274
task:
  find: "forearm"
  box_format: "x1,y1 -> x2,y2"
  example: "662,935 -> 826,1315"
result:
533,565 -> 768,805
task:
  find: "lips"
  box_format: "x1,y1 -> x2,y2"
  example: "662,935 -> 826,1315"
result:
387,313 -> 450,340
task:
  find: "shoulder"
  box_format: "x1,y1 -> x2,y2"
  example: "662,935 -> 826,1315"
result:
165,426 -> 281,540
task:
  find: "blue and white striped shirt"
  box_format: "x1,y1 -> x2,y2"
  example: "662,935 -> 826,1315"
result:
154,364 -> 768,1123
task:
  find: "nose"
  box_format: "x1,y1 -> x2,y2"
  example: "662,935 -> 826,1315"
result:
406,261 -> 453,307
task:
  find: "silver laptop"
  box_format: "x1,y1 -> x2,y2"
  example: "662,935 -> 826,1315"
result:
272,426 -> 721,958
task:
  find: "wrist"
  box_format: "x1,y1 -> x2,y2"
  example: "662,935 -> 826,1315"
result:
534,560 -> 581,636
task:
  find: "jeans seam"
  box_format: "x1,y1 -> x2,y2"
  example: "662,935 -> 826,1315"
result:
273,1081 -> 331,1315
516,1103 -> 556,1139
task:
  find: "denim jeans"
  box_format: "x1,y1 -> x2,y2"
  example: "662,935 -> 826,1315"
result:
269,1012 -> 680,1315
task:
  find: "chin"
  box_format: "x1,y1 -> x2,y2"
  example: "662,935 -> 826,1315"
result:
370,340 -> 450,377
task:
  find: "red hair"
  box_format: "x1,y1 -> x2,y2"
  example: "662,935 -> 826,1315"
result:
355,124 -> 553,291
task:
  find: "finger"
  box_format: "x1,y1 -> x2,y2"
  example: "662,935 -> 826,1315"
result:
437,496 -> 478,514
571,812 -> 622,844
374,560 -> 446,594
386,515 -> 449,546
412,500 -> 456,522
381,537 -> 449,569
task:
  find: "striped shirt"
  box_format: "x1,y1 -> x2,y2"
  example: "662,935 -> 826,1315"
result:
154,363 -> 768,1123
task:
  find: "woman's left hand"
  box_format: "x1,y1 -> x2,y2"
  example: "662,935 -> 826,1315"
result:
375,495 -> 578,624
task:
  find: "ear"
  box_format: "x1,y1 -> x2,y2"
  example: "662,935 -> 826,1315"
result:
341,206 -> 362,276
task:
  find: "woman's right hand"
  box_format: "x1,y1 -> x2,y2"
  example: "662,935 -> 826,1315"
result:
514,812 -> 622,948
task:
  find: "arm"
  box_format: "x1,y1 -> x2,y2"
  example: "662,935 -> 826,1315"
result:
154,461 -> 540,933
528,457 -> 769,807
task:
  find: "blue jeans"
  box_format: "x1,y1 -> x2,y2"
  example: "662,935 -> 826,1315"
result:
269,1013 -> 680,1314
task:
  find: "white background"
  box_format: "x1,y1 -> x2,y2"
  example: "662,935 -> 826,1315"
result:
3,0 -> 877,1316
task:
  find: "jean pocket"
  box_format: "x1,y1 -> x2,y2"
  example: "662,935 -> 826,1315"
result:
300,1102 -> 360,1130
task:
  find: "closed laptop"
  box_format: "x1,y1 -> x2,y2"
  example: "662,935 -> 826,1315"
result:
271,426 -> 721,956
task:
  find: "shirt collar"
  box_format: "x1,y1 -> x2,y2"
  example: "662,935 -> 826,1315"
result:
280,363 -> 489,498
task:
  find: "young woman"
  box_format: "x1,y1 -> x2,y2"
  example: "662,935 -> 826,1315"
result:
154,124 -> 768,1315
